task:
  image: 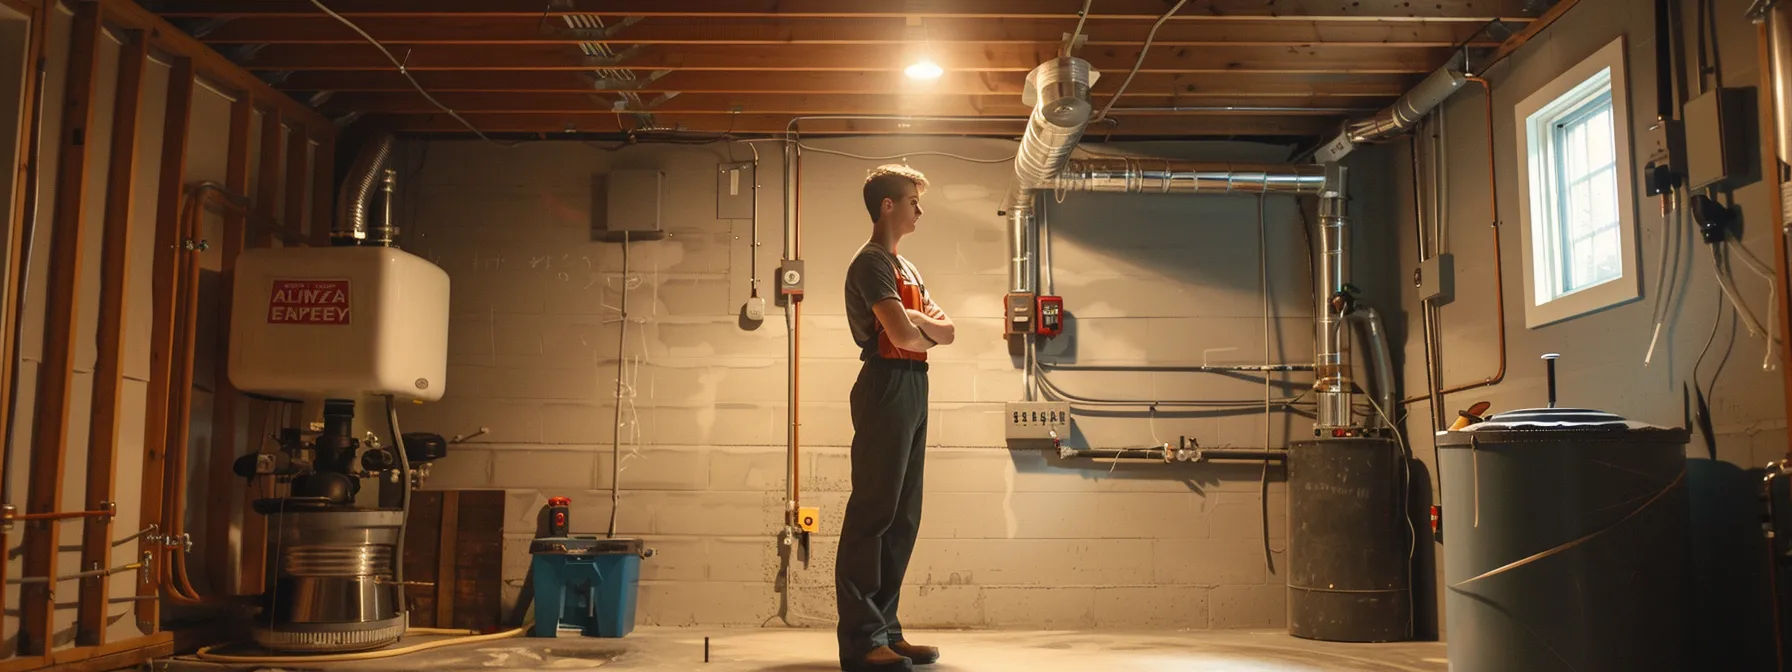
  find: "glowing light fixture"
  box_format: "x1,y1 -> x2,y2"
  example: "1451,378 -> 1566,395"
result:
905,58 -> 943,80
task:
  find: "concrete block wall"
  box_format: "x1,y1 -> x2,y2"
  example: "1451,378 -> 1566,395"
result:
399,136 -> 1387,630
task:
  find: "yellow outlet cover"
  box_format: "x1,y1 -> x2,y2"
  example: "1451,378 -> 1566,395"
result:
797,507 -> 820,533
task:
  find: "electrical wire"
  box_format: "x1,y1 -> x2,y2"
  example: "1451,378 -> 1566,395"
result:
1063,0 -> 1096,56
305,0 -> 506,145
1092,0 -> 1189,121
1364,390 -> 1417,640
1645,193 -> 1684,365
1257,193 -> 1279,572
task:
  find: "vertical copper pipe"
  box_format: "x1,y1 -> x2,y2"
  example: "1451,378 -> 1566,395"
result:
1400,77 -> 1508,405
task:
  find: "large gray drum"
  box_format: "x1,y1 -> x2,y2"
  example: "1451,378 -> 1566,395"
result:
1438,408 -> 1689,672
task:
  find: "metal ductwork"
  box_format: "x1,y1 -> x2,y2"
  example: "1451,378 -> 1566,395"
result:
1050,159 -> 1328,195
1007,57 -> 1097,297
1015,57 -> 1097,190
334,131 -> 396,246
1313,64 -> 1468,164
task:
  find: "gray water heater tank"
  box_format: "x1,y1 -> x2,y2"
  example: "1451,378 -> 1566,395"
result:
1437,407 -> 1690,672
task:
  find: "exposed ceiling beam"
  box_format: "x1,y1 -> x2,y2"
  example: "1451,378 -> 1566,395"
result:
276,70 -> 1424,96
152,0 -> 1539,21
196,16 -> 1507,47
237,43 -> 1450,74
320,92 -> 1392,116
374,111 -> 1342,136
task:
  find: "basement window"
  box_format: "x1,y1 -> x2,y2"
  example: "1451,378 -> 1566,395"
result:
1515,37 -> 1641,328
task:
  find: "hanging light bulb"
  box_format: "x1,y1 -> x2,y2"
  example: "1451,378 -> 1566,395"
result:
905,58 -> 943,80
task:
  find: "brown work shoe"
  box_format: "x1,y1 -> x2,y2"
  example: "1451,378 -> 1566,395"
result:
890,640 -> 940,665
841,645 -> 913,672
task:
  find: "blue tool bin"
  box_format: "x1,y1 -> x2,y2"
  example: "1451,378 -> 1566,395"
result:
529,536 -> 647,638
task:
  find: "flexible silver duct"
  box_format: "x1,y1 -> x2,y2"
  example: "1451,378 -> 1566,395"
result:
1008,57 -> 1096,297
334,131 -> 396,245
1015,57 -> 1096,190
1315,165 -> 1352,430
1346,306 -> 1396,430
1051,159 -> 1327,194
1313,64 -> 1467,164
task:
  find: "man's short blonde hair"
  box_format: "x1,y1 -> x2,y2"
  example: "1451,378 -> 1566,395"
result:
862,164 -> 929,222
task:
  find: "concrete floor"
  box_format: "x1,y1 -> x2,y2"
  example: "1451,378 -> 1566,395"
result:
163,627 -> 1449,671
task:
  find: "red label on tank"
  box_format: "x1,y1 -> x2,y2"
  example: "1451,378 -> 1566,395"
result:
268,280 -> 351,325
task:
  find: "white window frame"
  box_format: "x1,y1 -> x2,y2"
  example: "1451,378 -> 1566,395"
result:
1514,37 -> 1642,328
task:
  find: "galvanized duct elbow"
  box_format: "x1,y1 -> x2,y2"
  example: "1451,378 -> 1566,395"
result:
1051,159 -> 1327,195
1314,65 -> 1467,164
1014,57 -> 1096,190
334,131 -> 396,246
1008,57 -> 1095,296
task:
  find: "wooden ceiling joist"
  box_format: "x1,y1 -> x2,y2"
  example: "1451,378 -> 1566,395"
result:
238,43 -> 1451,74
152,0 -> 1537,22
197,16 -> 1506,47
375,111 -> 1341,136
321,91 -> 1390,117
275,70 -> 1425,97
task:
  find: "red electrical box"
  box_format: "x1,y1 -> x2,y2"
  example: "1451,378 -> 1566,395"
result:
1036,295 -> 1064,337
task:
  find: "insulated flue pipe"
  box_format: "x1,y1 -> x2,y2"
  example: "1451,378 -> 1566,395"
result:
1313,64 -> 1467,164
1315,166 -> 1353,430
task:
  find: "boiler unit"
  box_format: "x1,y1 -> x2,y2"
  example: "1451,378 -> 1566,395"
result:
224,135 -> 453,652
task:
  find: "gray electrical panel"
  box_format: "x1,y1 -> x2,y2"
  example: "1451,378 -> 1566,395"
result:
1684,87 -> 1752,191
592,169 -> 669,242
1004,401 -> 1071,444
717,162 -> 754,219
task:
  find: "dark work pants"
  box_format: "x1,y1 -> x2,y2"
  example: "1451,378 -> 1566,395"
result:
836,358 -> 929,663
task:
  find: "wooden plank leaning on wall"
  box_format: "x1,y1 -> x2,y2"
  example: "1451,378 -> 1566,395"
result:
17,1 -> 104,656
198,93 -> 251,596
75,24 -> 147,647
133,52 -> 193,637
0,0 -> 48,653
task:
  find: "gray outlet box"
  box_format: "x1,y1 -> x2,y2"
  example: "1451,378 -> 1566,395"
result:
1417,253 -> 1454,305
1684,87 -> 1752,191
1004,401 -> 1071,442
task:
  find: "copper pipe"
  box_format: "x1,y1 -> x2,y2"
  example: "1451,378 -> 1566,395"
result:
1400,76 -> 1508,406
3,508 -> 113,522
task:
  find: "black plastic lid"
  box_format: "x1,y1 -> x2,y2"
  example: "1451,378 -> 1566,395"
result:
1468,407 -> 1635,430
529,536 -> 645,556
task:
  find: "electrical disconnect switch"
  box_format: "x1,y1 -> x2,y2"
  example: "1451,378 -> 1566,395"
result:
1416,253 -> 1454,305
1004,293 -> 1035,335
1036,296 -> 1064,337
778,260 -> 805,302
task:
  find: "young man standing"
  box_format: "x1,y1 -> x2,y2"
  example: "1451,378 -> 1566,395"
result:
836,165 -> 955,672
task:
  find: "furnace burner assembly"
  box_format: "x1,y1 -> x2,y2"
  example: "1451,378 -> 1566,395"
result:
224,132 -> 452,653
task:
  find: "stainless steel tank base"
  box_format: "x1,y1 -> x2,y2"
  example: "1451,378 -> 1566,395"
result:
259,507 -> 408,653
252,614 -> 407,653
